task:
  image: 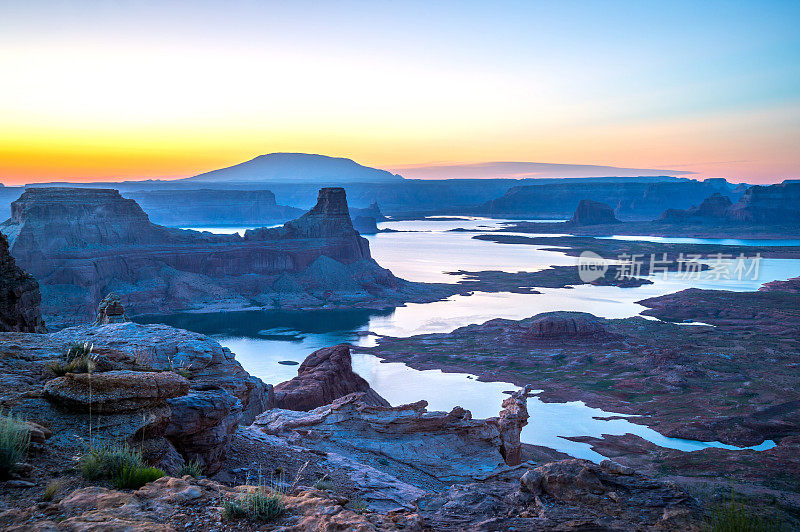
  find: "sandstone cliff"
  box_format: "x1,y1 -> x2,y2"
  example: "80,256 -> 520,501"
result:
0,231 -> 45,332
1,187 -> 440,328
567,199 -> 620,225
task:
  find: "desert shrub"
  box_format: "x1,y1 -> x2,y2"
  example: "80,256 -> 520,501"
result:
313,475 -> 334,491
48,342 -> 96,376
179,458 -> 203,478
222,488 -> 285,522
79,443 -> 143,481
346,496 -> 369,514
704,495 -> 783,532
42,479 -> 62,501
113,464 -> 165,489
0,413 -> 30,477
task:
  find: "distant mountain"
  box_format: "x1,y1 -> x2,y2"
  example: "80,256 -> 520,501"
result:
183,153 -> 403,184
391,161 -> 694,180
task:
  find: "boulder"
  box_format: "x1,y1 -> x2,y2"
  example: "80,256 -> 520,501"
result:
43,370 -> 189,413
567,199 -> 620,225
274,344 -> 389,411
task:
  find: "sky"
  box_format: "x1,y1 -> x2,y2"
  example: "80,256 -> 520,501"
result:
0,0 -> 798,185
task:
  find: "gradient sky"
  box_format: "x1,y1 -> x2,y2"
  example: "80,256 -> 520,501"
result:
1,0 -> 798,185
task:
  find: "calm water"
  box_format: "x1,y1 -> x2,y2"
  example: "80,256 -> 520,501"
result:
152,218 -> 798,460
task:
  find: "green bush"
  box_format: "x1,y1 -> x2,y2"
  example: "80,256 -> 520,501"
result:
79,443 -> 143,481
179,458 -> 203,479
0,413 -> 30,478
222,488 -> 285,522
114,464 -> 165,489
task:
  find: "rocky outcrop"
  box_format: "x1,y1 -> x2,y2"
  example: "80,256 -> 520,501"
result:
253,393 -> 509,484
94,293 -> 127,325
43,370 -> 189,413
727,181 -> 800,223
659,192 -> 733,222
1,322 -> 270,473
481,178 -> 737,220
567,199 -> 620,225
525,312 -> 606,338
760,275 -> 800,293
419,458 -> 698,530
0,475 -> 420,531
498,385 -> 534,466
657,183 -> 800,225
273,344 -> 389,410
0,232 -> 45,332
0,186 -> 437,328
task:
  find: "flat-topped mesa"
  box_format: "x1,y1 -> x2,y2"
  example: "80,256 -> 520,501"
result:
659,192 -> 734,222
0,186 -> 413,327
567,199 -> 620,226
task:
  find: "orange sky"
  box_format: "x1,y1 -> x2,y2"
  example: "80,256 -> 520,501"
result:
1,2 -> 798,185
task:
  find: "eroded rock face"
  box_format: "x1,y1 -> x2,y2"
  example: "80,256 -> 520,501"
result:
1,322 -> 270,473
253,393 -> 507,484
567,199 -> 620,225
274,344 -> 389,411
0,187 -> 423,328
659,192 -> 734,222
498,385 -> 534,466
94,293 -> 128,325
0,232 -> 45,333
43,370 -> 189,413
526,312 -> 606,338
727,181 -> 800,223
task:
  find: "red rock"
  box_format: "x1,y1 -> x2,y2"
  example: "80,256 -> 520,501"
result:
274,344 -> 389,411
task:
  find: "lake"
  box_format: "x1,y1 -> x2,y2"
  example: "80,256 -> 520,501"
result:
152,218 -> 798,460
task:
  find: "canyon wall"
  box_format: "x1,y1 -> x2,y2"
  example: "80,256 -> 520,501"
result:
0,231 -> 45,332
1,187 -> 432,328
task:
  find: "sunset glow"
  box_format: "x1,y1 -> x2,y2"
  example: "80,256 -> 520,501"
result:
1,1 -> 798,184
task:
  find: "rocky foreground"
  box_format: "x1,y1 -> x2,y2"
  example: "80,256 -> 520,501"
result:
0,315 -> 708,530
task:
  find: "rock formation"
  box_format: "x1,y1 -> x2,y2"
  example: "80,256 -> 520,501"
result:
273,344 -> 389,410
726,181 -> 800,223
497,385 -> 535,466
567,199 -> 620,225
0,322 -> 270,473
658,192 -> 733,222
0,231 -> 45,332
127,188 -> 303,226
526,312 -> 606,338
0,186 -> 441,328
94,293 -> 128,325
253,393 -> 508,484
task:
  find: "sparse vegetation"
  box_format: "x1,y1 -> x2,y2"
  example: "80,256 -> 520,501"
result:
114,463 -> 165,489
346,496 -> 369,514
0,413 -> 30,478
79,443 -> 162,488
179,458 -> 203,478
48,342 -> 96,376
704,493 -> 786,532
42,479 -> 62,501
313,475 -> 334,491
222,488 -> 285,522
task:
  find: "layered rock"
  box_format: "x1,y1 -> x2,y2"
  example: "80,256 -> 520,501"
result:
127,188 -> 303,226
0,232 -> 45,332
0,186 -> 433,328
498,385 -> 534,466
659,192 -> 734,222
253,393 -> 508,484
273,344 -> 389,410
0,322 -> 270,473
567,199 -> 620,225
727,181 -> 800,223
525,312 -> 606,338
94,293 -> 127,325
